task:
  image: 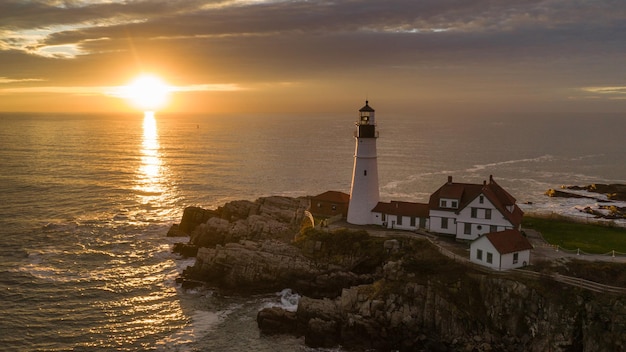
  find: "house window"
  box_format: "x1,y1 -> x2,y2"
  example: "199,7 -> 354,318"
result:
485,209 -> 492,219
479,195 -> 484,204
331,205 -> 337,211
397,216 -> 403,225
441,200 -> 447,208
464,223 -> 472,235
441,217 -> 448,229
364,170 -> 367,176
382,213 -> 386,221
317,202 -> 321,208
471,208 -> 477,218
477,249 -> 483,260
490,225 -> 498,233
451,201 -> 458,208
513,252 -> 519,264
486,252 -> 493,264
410,217 -> 416,227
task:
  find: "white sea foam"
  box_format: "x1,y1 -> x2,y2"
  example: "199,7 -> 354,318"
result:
261,288 -> 301,312
464,155 -> 555,174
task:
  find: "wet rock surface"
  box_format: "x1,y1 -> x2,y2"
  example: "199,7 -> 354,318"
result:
545,183 -> 626,219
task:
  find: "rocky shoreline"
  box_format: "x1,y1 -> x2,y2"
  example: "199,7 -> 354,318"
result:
545,183 -> 626,219
168,196 -> 626,352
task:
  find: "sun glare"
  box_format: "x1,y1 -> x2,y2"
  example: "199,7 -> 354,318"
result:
122,74 -> 171,112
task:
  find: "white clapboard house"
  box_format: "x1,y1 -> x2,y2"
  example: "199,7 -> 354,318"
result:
428,175 -> 524,241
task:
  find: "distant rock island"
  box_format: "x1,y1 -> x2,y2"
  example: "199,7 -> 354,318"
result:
545,183 -> 626,219
168,196 -> 626,352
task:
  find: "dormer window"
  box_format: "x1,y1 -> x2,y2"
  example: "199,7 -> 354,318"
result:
479,195 -> 484,204
440,199 -> 458,209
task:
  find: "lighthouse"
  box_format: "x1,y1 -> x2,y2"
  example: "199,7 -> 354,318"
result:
347,101 -> 380,225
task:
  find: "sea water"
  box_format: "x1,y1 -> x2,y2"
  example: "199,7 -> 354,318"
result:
0,111 -> 624,351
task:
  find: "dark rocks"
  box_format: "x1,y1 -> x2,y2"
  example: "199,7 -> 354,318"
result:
571,184 -> 626,201
172,242 -> 198,257
166,223 -> 187,237
545,189 -> 597,200
305,318 -> 339,348
545,184 -> 626,219
257,306 -> 299,335
549,183 -> 626,202
179,206 -> 216,234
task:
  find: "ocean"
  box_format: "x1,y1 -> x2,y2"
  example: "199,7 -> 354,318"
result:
0,111 -> 624,351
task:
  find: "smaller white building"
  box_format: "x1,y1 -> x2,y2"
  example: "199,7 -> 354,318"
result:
371,201 -> 429,231
470,229 -> 533,271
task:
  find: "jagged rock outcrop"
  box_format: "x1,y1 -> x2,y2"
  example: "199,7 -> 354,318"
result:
567,184 -> 626,201
546,184 -> 626,219
182,239 -> 375,296
172,196 -> 309,249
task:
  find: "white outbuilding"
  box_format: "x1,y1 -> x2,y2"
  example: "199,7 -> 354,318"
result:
470,229 -> 533,271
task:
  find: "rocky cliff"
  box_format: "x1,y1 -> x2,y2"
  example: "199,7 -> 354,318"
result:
258,237 -> 626,352
168,196 -> 626,351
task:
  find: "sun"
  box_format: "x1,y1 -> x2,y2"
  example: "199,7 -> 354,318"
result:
122,74 -> 171,111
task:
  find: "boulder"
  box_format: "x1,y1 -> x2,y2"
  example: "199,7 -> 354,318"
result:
185,196 -> 309,248
166,223 -> 187,237
187,240 -> 319,292
257,306 -> 299,335
178,206 -> 216,234
305,318 -> 339,348
172,242 -> 198,257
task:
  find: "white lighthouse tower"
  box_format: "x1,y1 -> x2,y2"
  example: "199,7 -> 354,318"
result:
347,100 -> 380,225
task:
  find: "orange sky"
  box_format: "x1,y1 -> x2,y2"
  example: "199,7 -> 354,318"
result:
1,1 -> 625,115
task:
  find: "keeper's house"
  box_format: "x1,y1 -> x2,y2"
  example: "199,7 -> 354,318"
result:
428,175 -> 524,241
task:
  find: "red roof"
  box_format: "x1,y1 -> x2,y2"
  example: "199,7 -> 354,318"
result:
311,191 -> 350,204
372,201 -> 429,217
440,183 -> 465,199
484,229 -> 533,254
428,175 -> 523,226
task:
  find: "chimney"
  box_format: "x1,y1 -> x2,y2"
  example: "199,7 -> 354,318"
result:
483,180 -> 487,186
447,176 -> 453,184
489,175 -> 494,183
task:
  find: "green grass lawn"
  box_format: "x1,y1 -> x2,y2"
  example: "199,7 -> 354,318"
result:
522,216 -> 626,254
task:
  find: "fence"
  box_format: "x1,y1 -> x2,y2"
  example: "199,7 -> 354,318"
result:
421,235 -> 626,295
552,245 -> 626,260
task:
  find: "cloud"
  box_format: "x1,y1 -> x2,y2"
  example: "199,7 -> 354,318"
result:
0,0 -> 625,113
0,82 -> 243,95
580,86 -> 626,100
0,77 -> 45,84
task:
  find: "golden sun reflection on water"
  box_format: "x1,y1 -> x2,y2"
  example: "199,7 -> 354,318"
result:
136,112 -> 166,203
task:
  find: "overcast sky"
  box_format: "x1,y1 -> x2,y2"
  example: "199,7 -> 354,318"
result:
1,0 -> 624,115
